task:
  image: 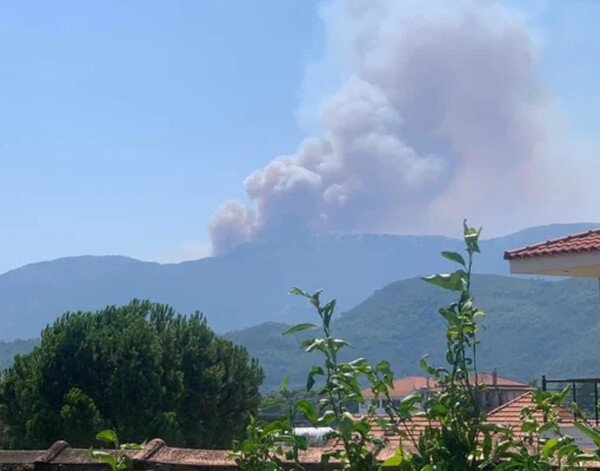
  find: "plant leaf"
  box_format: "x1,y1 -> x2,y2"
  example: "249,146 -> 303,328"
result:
262,399 -> 287,411
282,323 -> 318,335
382,448 -> 407,467
441,251 -> 466,267
295,399 -> 318,424
89,451 -> 118,471
306,366 -> 324,392
421,272 -> 465,291
338,411 -> 354,439
574,422 -> 600,446
96,430 -> 118,445
280,376 -> 290,393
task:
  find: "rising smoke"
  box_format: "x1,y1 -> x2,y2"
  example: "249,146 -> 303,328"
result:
208,0 -> 548,254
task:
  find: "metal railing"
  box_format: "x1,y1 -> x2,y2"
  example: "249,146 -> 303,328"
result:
541,375 -> 600,426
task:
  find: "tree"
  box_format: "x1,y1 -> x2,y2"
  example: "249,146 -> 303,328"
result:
0,300 -> 264,449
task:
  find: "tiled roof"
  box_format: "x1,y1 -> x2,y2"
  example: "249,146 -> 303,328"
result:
504,228 -> 600,260
471,373 -> 532,389
0,439 -> 332,471
362,374 -> 530,399
336,392 -> 577,458
325,416 -> 433,457
362,376 -> 433,399
485,391 -> 574,434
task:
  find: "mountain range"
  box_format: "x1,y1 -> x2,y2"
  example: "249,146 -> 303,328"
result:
226,274 -> 600,390
0,222 -> 597,341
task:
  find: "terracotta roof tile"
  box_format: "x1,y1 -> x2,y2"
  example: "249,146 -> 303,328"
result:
335,392 -> 576,458
481,391 -> 576,444
504,228 -> 600,260
362,376 -> 433,399
471,373 -> 532,389
362,374 -> 531,399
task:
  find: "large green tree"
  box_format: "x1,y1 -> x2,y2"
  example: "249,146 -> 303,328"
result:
0,300 -> 264,449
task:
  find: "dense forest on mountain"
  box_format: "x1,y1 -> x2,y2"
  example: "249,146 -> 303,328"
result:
226,275 -> 600,390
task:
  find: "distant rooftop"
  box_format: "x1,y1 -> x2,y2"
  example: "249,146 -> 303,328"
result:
362,373 -> 531,399
362,376 -> 432,399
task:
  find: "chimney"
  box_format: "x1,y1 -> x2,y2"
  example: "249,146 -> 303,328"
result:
493,368 -> 497,386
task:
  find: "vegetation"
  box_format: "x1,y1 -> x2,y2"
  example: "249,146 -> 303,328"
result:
4,273 -> 599,393
228,274 -> 600,389
260,388 -> 320,418
0,223 -> 595,340
0,339 -> 38,371
5,273 -> 599,393
0,300 -> 264,449
3,219 -> 600,471
87,430 -> 141,471
232,221 -> 600,471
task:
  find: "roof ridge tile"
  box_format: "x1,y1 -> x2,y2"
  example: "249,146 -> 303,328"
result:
505,228 -> 600,260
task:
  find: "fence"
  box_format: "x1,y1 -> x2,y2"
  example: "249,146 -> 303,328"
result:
541,375 -> 600,426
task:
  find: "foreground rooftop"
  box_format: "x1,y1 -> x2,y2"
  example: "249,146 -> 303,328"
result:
505,228 -> 600,277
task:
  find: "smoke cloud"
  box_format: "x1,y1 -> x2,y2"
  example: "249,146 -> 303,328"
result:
209,0 -> 549,254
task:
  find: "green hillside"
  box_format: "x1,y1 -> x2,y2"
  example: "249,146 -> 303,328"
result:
227,275 -> 600,390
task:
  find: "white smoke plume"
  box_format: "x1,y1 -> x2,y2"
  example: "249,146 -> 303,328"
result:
209,0 -> 549,254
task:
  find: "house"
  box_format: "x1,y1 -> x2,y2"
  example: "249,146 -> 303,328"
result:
473,372 -> 534,410
359,372 -> 533,414
505,227 -> 600,412
359,376 -> 433,414
483,391 -> 574,439
505,228 -> 600,281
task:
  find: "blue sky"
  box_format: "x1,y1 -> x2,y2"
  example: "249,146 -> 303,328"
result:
1,0 -> 600,273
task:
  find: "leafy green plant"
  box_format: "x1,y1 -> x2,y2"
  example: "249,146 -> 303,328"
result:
229,378 -> 308,471
411,222 -> 495,469
230,414 -> 307,471
260,384 -> 319,418
280,286 -> 401,470
87,430 -> 142,471
493,388 -> 596,471
373,221 -> 600,470
235,219 -> 600,471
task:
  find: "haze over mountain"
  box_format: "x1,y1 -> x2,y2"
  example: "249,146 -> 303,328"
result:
0,222 -> 596,341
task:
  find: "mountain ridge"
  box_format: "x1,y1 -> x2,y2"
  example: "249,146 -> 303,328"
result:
0,222 -> 597,340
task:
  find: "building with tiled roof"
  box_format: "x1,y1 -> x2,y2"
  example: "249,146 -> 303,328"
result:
484,391 -> 574,440
505,228 -> 600,278
361,376 -> 433,400
360,372 -> 533,414
331,391 -> 585,462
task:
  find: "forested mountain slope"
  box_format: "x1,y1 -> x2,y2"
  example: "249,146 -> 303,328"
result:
227,275 -> 600,390
0,223 -> 595,340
